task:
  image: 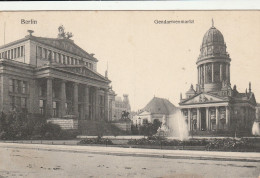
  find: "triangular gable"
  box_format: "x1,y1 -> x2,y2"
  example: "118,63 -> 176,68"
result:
181,93 -> 226,105
32,37 -> 97,61
138,111 -> 151,116
55,65 -> 109,82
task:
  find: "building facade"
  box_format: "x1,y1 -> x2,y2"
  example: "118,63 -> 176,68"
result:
0,27 -> 113,121
179,22 -> 257,133
133,97 -> 177,126
112,94 -> 131,121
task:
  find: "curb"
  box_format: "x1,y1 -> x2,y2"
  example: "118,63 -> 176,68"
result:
1,143 -> 260,163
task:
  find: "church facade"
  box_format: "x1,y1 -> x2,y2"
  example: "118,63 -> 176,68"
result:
0,26 -> 115,122
179,22 -> 257,134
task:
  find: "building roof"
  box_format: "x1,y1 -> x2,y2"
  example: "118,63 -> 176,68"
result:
202,26 -> 225,47
0,34 -> 98,62
197,21 -> 230,63
142,97 -> 177,115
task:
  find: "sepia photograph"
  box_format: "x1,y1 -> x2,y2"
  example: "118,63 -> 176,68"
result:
0,10 -> 259,178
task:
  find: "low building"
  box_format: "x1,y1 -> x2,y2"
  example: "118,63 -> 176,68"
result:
133,97 -> 178,126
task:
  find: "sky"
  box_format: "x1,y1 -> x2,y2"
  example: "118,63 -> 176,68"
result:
0,11 -> 259,111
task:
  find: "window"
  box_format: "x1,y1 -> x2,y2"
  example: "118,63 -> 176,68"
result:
11,49 -> 13,59
22,81 -> 27,94
17,80 -> 22,93
4,51 -> 7,59
71,58 -> 74,65
66,56 -> 70,65
53,101 -> 57,117
143,119 -> 148,124
0,53 -> 1,59
16,97 -> 21,108
18,47 -> 20,57
58,53 -> 61,63
48,50 -> 52,61
14,48 -> 16,58
8,50 -> 10,59
54,52 -> 57,62
39,100 -> 45,115
21,97 -> 26,108
21,46 -> 24,57
10,96 -> 15,109
9,79 -> 14,92
38,47 -> 42,58
44,49 -> 47,59
63,55 -> 66,64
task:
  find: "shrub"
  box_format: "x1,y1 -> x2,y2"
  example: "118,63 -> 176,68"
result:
79,137 -> 113,145
0,111 -> 78,140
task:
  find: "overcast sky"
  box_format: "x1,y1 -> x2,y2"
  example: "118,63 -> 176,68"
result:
0,11 -> 259,111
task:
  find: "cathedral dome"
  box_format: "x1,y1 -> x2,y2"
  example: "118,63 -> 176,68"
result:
202,26 -> 225,47
197,22 -> 229,62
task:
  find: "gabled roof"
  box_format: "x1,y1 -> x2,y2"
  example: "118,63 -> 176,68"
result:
0,35 -> 97,62
142,97 -> 177,115
53,65 -> 110,82
231,92 -> 257,106
31,36 -> 98,62
179,92 -> 228,105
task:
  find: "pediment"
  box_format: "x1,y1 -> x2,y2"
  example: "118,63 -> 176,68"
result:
55,65 -> 108,82
181,93 -> 225,104
33,37 -> 95,61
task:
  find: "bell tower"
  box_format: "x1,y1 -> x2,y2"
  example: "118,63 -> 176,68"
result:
196,20 -> 231,93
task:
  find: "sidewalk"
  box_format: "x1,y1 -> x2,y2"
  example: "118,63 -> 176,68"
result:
0,142 -> 259,162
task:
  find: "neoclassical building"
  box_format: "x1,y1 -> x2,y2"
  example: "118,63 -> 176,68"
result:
0,26 -> 114,122
179,22 -> 257,134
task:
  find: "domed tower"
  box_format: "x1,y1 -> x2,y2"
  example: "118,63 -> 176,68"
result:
197,20 -> 231,93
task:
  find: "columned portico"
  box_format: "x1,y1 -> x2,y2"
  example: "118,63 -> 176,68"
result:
226,106 -> 230,128
84,85 -> 89,120
73,83 -> 79,117
46,77 -> 53,117
60,80 -> 66,117
216,107 -> 219,130
104,89 -> 109,121
197,108 -> 200,130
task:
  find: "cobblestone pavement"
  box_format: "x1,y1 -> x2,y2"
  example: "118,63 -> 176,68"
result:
0,143 -> 259,178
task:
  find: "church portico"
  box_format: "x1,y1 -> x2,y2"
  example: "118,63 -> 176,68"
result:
180,104 -> 230,132
179,21 -> 256,135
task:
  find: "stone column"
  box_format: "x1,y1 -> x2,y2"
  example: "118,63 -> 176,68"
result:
91,88 -> 95,120
216,107 -> 219,130
84,85 -> 89,120
212,63 -> 214,83
104,89 -> 109,121
226,64 -> 229,83
206,107 -> 209,130
46,77 -> 53,117
188,108 -> 191,131
197,108 -> 200,131
203,64 -> 206,84
220,63 -> 223,82
226,106 -> 230,129
73,83 -> 79,117
95,88 -> 99,120
60,80 -> 66,117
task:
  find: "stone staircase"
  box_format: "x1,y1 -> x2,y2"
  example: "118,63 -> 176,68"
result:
78,120 -> 127,136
